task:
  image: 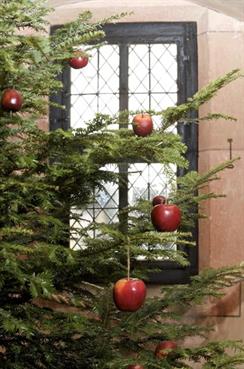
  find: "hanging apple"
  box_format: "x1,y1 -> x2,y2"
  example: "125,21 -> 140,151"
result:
132,113 -> 153,137
68,51 -> 89,69
113,278 -> 146,312
1,88 -> 23,112
151,203 -> 181,232
155,340 -> 177,358
152,195 -> 166,206
126,365 -> 145,369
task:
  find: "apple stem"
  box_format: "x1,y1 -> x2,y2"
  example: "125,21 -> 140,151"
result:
127,243 -> 130,280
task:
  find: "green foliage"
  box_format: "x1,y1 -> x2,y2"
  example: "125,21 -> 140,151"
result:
0,0 -> 243,368
163,69 -> 241,127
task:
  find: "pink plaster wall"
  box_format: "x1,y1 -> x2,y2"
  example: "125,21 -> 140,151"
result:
198,14 -> 244,272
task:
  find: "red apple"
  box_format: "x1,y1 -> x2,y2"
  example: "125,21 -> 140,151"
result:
68,51 -> 89,69
1,88 -> 23,112
151,204 -> 181,232
113,278 -> 146,312
152,195 -> 166,206
126,365 -> 145,369
155,340 -> 177,358
132,113 -> 153,137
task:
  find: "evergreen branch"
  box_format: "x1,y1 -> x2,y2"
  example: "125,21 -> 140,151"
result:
163,265 -> 244,309
178,112 -> 237,124
50,11 -> 127,56
163,69 -> 241,127
199,112 -> 237,121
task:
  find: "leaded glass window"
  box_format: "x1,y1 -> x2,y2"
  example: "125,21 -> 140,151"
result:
69,42 -> 178,250
50,22 -> 198,283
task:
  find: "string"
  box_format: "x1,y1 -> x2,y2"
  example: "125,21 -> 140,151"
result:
127,242 -> 130,280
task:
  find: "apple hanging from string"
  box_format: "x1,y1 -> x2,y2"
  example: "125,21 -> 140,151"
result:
132,113 -> 153,137
126,365 -> 145,369
113,278 -> 147,312
1,88 -> 23,112
155,340 -> 177,358
68,51 -> 89,69
151,203 -> 181,232
152,195 -> 166,206
113,240 -> 147,312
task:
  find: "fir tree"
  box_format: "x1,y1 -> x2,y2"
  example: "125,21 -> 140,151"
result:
0,1 -> 243,368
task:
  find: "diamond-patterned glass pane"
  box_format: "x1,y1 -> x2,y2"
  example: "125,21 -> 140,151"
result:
128,42 -> 177,201
129,45 -> 149,93
128,163 -> 176,206
70,42 -> 178,250
128,44 -> 178,111
70,163 -> 119,249
128,93 -> 150,112
99,45 -> 120,93
150,44 -> 177,93
70,45 -> 120,129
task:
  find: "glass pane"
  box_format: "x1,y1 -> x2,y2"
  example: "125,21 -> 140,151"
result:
70,208 -> 93,250
128,163 -> 149,205
128,163 -> 177,205
95,208 -> 118,224
149,163 -> 176,198
150,44 -> 178,93
150,94 -> 177,132
70,45 -> 119,129
71,49 -> 98,95
128,43 -> 178,111
129,45 -> 149,93
91,164 -> 119,209
71,94 -> 97,128
99,93 -> 120,116
128,93 -> 149,112
99,45 -> 120,93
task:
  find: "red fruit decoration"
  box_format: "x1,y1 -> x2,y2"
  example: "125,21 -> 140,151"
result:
68,51 -> 89,69
151,203 -> 181,232
1,88 -> 23,112
113,278 -> 146,312
155,340 -> 177,359
126,365 -> 145,369
152,195 -> 166,206
132,113 -> 153,137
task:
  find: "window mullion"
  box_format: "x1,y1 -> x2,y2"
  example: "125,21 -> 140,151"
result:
118,44 -> 129,233
119,43 -> 129,120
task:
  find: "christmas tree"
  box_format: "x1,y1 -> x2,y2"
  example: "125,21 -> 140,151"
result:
0,1 -> 244,368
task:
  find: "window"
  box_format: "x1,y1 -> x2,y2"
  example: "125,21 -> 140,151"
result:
50,22 -> 198,283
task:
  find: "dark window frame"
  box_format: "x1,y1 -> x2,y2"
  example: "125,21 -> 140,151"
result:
50,22 -> 198,284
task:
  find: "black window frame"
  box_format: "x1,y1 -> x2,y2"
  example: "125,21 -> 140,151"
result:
50,22 -> 198,284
